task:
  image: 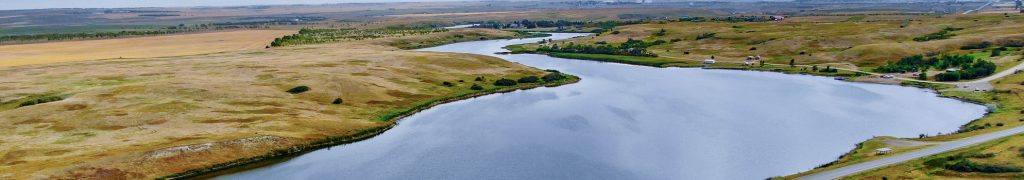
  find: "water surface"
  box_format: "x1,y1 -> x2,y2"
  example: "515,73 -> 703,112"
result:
220,33 -> 986,179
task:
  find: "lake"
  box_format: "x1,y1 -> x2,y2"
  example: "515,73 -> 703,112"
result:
219,33 -> 986,179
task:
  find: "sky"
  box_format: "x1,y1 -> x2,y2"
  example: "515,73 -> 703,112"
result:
0,0 -> 468,10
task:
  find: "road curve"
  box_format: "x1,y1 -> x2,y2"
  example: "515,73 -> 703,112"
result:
797,125 -> 1024,180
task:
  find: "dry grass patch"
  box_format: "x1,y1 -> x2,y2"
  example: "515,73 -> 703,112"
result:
0,29 -> 553,179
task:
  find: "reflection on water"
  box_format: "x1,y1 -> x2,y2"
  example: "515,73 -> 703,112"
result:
220,33 -> 986,180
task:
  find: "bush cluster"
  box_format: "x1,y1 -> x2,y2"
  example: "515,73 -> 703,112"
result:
924,153 -> 1023,173
961,41 -> 993,50
536,38 -> 663,57
18,96 -> 65,107
517,76 -> 540,83
542,73 -> 566,82
494,79 -> 517,86
913,27 -> 962,42
286,86 -> 311,94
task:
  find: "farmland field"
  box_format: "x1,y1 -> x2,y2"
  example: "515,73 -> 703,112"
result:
0,30 -> 295,67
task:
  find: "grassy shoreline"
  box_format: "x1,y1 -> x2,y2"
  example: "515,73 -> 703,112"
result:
161,75 -> 580,179
515,50 -> 1021,180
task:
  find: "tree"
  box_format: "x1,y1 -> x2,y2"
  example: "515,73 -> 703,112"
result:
812,65 -> 818,71
991,48 -> 1003,57
286,86 -> 310,94
332,98 -> 344,104
759,59 -> 765,67
542,73 -> 566,82
789,59 -> 795,67
517,76 -> 540,83
494,79 -> 517,86
655,29 -> 667,36
470,84 -> 484,90
919,72 -> 928,80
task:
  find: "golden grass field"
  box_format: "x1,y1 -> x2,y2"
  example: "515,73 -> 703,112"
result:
847,134 -> 1024,179
541,13 -> 1024,68
0,28 -> 555,179
0,30 -> 295,67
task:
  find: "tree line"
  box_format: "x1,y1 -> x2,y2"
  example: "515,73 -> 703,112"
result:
875,54 -> 995,81
535,38 -> 665,57
270,26 -> 447,47
470,19 -> 642,30
913,27 -> 962,42
676,16 -> 781,23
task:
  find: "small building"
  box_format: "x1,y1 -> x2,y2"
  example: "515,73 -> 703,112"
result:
875,148 -> 893,155
704,59 -> 716,64
946,68 -> 960,72
771,15 -> 786,21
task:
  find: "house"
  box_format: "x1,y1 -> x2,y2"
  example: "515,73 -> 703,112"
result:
875,148 -> 893,155
771,15 -> 786,21
704,59 -> 716,64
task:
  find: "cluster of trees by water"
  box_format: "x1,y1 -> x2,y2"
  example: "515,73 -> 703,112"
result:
535,38 -> 664,57
470,19 -> 642,32
270,26 -> 447,47
490,71 -> 568,87
913,27 -> 962,42
875,54 -> 995,81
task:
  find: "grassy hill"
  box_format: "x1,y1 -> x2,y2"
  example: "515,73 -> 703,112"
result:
532,13 -> 1024,68
0,28 -> 574,179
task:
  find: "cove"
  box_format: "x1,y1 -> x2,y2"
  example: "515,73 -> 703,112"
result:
218,33 -> 986,179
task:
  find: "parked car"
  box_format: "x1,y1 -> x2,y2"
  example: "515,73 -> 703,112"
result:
880,75 -> 895,79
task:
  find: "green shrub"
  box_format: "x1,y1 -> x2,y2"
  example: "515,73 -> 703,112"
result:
542,73 -> 566,82
442,81 -> 455,87
696,32 -> 716,40
961,41 -> 993,50
494,79 -> 517,86
18,96 -> 65,107
517,76 -> 540,83
286,86 -> 310,94
474,76 -> 485,81
946,160 -> 1023,173
913,27 -> 962,42
470,84 -> 484,90
332,98 -> 344,104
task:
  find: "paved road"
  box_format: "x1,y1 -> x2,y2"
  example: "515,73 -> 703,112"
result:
963,0 -> 998,14
798,125 -> 1024,180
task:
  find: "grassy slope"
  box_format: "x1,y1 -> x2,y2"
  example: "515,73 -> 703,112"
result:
0,29 -> 572,179
845,134 -> 1024,179
538,13 -> 1024,69
832,70 -> 1024,179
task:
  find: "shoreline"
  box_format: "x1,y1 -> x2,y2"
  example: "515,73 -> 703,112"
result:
518,51 -> 1007,179
160,76 -> 580,179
